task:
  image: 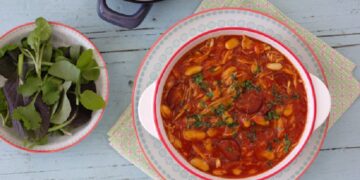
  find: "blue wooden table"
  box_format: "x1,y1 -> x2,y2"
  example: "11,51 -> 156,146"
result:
0,0 -> 359,179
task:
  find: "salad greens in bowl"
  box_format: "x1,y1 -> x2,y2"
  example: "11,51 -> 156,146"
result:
0,17 -> 109,152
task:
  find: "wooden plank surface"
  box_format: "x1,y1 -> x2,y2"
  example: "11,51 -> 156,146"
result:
0,0 -> 359,179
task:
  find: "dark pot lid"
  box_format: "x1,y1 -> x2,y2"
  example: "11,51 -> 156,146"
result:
125,0 -> 162,3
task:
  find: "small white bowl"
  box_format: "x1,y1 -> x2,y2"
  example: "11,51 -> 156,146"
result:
0,22 -> 109,153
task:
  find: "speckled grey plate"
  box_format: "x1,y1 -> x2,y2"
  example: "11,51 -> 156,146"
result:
132,8 -> 328,179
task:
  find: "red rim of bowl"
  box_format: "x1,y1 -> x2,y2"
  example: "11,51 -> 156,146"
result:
153,27 -> 316,180
0,21 -> 110,153
131,7 -> 329,180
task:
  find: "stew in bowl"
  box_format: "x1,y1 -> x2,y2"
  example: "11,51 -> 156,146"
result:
160,34 -> 307,178
138,27 -> 331,179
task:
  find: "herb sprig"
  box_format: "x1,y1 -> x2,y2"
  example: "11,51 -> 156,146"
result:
265,110 -> 280,121
284,134 -> 292,153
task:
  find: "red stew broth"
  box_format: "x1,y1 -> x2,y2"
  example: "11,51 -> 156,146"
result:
160,35 -> 307,178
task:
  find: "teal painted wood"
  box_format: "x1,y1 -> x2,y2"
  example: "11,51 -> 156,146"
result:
0,0 -> 359,179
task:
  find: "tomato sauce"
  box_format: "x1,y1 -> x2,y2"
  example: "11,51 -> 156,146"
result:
160,35 -> 307,178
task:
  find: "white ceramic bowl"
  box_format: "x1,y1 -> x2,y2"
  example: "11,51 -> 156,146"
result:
0,22 -> 109,153
138,28 -> 331,179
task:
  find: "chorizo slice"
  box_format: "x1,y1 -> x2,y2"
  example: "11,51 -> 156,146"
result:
235,90 -> 263,114
218,140 -> 241,161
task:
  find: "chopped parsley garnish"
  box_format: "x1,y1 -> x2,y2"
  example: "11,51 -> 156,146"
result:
192,73 -> 208,90
284,134 -> 292,153
246,131 -> 257,143
192,121 -> 211,128
291,93 -> 300,99
227,121 -> 239,128
204,122 -> 212,128
266,101 -> 276,109
214,104 -> 226,116
232,81 -> 242,89
186,114 -> 201,128
241,80 -> 255,90
192,114 -> 202,121
193,120 -> 203,128
241,80 -> 261,92
206,91 -> 214,98
193,73 -> 203,84
231,81 -> 243,99
190,114 -> 211,128
215,120 -> 227,127
199,83 -> 208,90
265,110 -> 280,121
271,85 -> 288,105
233,91 -> 241,100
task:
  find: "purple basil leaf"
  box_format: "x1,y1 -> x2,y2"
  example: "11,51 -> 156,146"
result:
71,104 -> 92,128
0,47 -> 31,80
7,48 -> 21,62
67,81 -> 96,128
67,93 -> 91,128
34,95 -> 50,138
3,76 -> 50,139
0,55 -> 17,79
0,48 -> 23,79
3,77 -> 26,137
21,92 -> 50,139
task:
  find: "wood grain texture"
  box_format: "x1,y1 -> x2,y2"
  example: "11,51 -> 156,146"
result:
0,0 -> 359,179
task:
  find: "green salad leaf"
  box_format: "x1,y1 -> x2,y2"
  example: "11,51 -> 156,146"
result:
0,44 -> 17,58
76,49 -> 100,81
42,42 -> 53,62
51,81 -> 72,124
80,90 -> 105,110
0,88 -> 10,127
70,45 -> 81,61
24,17 -> 53,78
27,17 -> 52,50
76,49 -> 93,68
41,77 -> 62,105
12,100 -> 42,131
53,48 -> 64,58
23,135 -> 48,149
48,60 -> 80,83
18,76 -> 42,97
17,53 -> 24,78
81,60 -> 100,81
55,56 -> 71,62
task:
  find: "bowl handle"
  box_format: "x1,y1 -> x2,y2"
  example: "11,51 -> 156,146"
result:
138,82 -> 159,139
97,0 -> 152,29
310,74 -> 331,130
138,74 -> 331,139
